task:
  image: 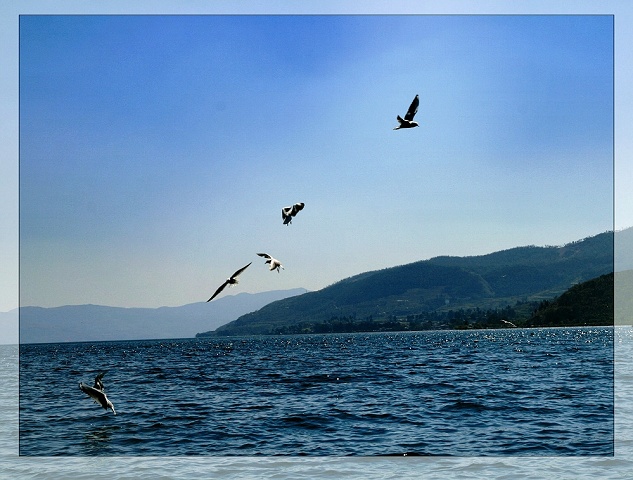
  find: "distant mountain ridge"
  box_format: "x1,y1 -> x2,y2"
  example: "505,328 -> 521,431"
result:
16,289 -> 305,344
206,231 -> 614,336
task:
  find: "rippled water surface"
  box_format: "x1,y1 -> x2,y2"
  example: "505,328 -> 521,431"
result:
18,328 -> 613,457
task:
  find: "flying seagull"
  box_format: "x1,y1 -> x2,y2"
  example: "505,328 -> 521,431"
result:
257,253 -> 284,272
282,202 -> 305,225
207,262 -> 252,302
500,319 -> 517,328
79,373 -> 116,415
393,94 -> 419,130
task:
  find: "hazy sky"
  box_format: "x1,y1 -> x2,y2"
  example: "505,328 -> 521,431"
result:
2,3 -> 627,311
17,14 -> 615,308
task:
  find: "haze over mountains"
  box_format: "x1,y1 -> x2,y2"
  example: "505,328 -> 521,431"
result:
6,228 -> 633,344
14,289 -> 305,344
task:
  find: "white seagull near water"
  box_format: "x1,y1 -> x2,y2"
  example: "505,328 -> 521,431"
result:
207,262 -> 252,302
257,253 -> 284,272
282,202 -> 304,225
500,319 -> 518,328
393,94 -> 420,130
79,372 -> 116,415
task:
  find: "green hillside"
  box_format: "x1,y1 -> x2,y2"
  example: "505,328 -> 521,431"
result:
200,231 -> 613,336
528,272 -> 613,327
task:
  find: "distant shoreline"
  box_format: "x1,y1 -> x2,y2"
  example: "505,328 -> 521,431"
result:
10,324 -> 628,346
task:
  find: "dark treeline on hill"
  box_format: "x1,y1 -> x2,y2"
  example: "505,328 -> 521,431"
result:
260,300 -> 540,335
260,273 -> 614,335
529,272 -> 614,327
198,231 -> 614,337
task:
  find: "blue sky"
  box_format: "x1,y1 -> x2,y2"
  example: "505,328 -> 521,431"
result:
16,14 -> 615,309
20,15 -> 613,306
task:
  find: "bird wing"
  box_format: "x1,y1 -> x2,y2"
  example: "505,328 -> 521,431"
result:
404,95 -> 419,121
80,382 -> 108,407
230,262 -> 252,279
257,253 -> 272,260
292,203 -> 305,215
282,206 -> 292,219
94,372 -> 106,390
207,279 -> 230,302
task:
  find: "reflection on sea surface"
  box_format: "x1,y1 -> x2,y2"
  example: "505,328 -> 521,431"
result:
82,425 -> 115,454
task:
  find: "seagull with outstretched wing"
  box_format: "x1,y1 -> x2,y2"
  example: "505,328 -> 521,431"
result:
207,262 -> 252,302
257,253 -> 284,272
80,372 -> 116,415
393,94 -> 420,130
282,202 -> 304,225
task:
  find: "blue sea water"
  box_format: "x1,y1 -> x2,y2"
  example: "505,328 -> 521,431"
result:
3,326 -> 633,478
18,328 -> 614,456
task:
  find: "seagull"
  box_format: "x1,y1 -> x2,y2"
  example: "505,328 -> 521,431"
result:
79,373 -> 116,415
393,94 -> 419,130
282,202 -> 305,225
500,319 -> 517,328
207,262 -> 252,302
257,253 -> 284,272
